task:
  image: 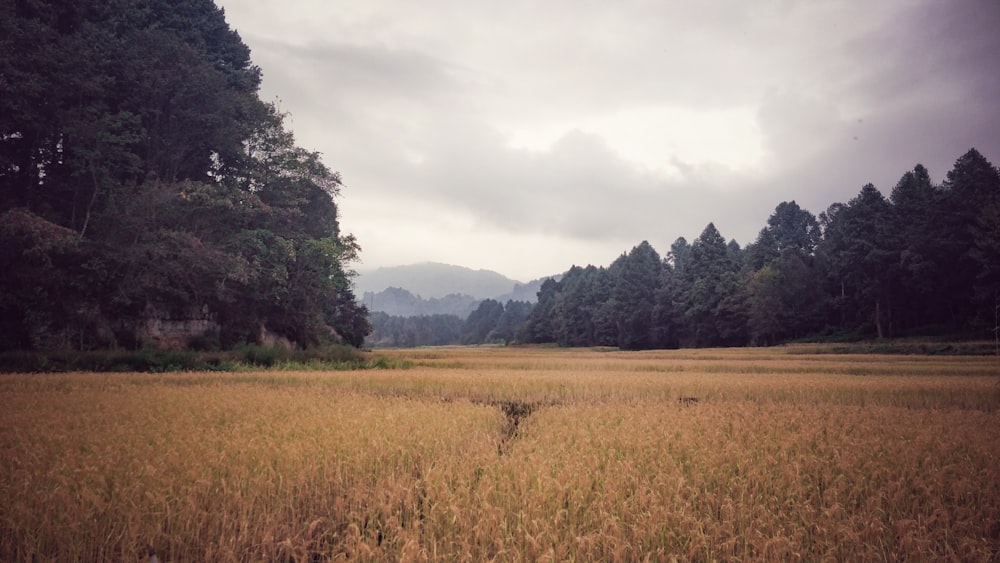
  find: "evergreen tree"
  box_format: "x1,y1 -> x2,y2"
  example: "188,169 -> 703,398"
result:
887,164 -> 946,331
490,301 -> 534,344
817,184 -> 895,338
745,202 -> 825,343
938,149 -> 1000,328
678,223 -> 744,346
461,299 -> 505,344
612,241 -> 663,350
520,278 -> 561,343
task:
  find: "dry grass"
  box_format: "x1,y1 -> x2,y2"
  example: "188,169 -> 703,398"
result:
1,346 -> 998,561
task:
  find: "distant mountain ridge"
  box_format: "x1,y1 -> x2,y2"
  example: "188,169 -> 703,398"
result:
355,262 -> 519,300
355,263 -> 553,318
361,287 -> 481,319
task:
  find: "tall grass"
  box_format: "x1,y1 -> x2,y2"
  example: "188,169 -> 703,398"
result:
1,346 -> 998,561
0,344 -> 386,373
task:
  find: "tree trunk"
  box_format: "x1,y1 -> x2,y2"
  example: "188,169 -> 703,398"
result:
875,298 -> 884,340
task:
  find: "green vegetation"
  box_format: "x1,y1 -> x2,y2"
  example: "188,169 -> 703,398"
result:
0,0 -> 370,353
0,344 -> 396,373
515,155 -> 1000,350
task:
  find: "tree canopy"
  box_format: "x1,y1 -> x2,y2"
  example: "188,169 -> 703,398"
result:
0,0 -> 370,351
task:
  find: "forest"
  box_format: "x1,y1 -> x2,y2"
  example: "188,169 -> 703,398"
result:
0,0 -> 370,352
370,149 -> 1000,349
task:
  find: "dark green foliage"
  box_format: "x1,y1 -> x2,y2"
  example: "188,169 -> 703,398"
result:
816,184 -> 896,338
611,242 -> 663,350
676,224 -> 747,347
490,301 -> 534,344
520,278 -> 562,344
513,149 -> 998,349
744,202 -> 827,344
938,149 -> 1000,326
461,299 -> 505,344
0,0 -> 370,352
0,344 -> 369,373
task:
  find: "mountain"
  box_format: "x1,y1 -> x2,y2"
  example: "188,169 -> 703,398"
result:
355,262 -> 523,300
361,287 -> 482,319
355,263 -> 556,318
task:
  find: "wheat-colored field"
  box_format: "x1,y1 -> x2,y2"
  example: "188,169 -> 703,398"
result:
1,346 -> 999,562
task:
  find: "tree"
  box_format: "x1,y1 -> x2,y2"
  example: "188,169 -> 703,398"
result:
938,149 -> 1000,328
746,201 -> 820,271
611,241 -> 663,350
461,299 -> 505,344
520,278 -> 562,344
678,223 -> 744,346
817,184 -> 895,338
886,164 -> 946,331
747,254 -> 826,344
489,301 -> 534,344
554,266 -> 599,346
0,0 -> 370,351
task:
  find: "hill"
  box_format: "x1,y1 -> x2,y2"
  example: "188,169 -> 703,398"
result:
360,287 -> 481,319
356,263 -> 521,300
355,263 -> 554,318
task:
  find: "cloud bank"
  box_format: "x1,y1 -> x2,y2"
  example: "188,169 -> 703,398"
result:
219,0 -> 1000,280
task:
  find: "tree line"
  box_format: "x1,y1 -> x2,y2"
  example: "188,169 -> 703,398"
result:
519,149 -> 1000,349
367,300 -> 532,347
366,149 -> 997,350
0,0 -> 370,351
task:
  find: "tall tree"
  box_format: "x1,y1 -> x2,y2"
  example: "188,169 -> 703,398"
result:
0,0 -> 369,351
746,201 -> 820,270
886,164 -> 947,331
490,301 -> 534,344
461,299 -> 505,344
938,149 -> 1000,328
678,223 -> 745,346
611,241 -> 664,350
520,278 -> 561,344
817,184 -> 895,338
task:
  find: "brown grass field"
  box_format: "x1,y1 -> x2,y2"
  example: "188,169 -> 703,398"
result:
2,346 -> 999,562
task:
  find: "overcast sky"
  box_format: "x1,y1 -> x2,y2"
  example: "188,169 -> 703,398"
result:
217,0 -> 1000,282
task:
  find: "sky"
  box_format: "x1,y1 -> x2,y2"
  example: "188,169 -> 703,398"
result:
217,0 -> 1000,282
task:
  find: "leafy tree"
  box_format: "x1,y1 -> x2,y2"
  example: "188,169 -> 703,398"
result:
0,0 -> 369,351
747,254 -> 826,344
0,209 -> 92,350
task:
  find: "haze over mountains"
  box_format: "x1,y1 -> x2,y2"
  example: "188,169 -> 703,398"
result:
356,262 -> 550,318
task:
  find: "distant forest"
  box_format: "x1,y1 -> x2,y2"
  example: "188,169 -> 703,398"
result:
0,1 -> 371,351
370,149 -> 1000,349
